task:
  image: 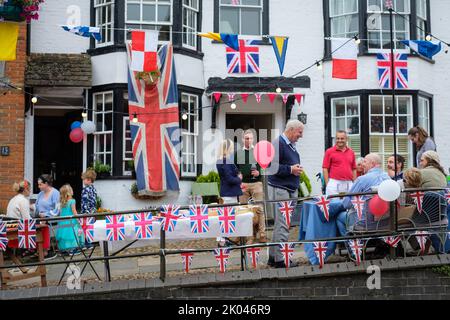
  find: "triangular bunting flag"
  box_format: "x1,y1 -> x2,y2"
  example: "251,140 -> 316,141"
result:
411,191 -> 425,214
270,36 -> 289,75
18,219 -> 36,249
267,93 -> 277,104
282,94 -> 289,104
241,93 -> 249,103
254,93 -> 262,104
278,243 -> 295,269
214,248 -> 230,273
351,196 -> 365,221
199,33 -> 239,51
79,217 -> 96,243
414,231 -> 430,255
348,239 -> 364,266
383,236 -> 402,248
313,242 -> 328,268
160,205 -> 181,232
315,196 -> 331,222
181,252 -> 194,273
246,247 -> 261,269
445,188 -> 450,204
133,212 -> 153,239
294,94 -> 303,105
213,92 -> 222,103
0,221 -> 8,251
227,93 -> 235,102
277,201 -> 295,229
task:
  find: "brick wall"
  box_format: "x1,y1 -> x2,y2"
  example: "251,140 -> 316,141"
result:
0,23 -> 27,213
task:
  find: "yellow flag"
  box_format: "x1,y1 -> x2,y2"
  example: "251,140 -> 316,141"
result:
198,32 -> 222,42
0,22 -> 19,61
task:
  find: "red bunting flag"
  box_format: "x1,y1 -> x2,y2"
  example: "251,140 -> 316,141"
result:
241,93 -> 249,103
282,94 -> 289,104
294,94 -> 303,105
267,93 -> 277,104
246,247 -> 261,269
313,241 -> 327,268
181,252 -> 194,273
213,92 -> 222,103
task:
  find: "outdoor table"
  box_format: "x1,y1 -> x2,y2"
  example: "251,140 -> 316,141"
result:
0,224 -> 48,289
298,200 -> 343,265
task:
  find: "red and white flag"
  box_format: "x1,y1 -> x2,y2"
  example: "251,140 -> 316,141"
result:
414,231 -> 430,255
241,93 -> 249,103
332,38 -> 358,79
131,30 -> 158,72
246,247 -> 261,269
411,191 -> 425,214
383,236 -> 402,248
282,94 -> 289,104
313,241 -> 328,268
315,196 -> 331,222
181,252 -> 194,273
352,196 -> 365,221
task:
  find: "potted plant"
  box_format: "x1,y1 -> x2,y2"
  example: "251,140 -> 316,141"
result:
127,159 -> 136,179
0,0 -> 44,22
92,161 -> 111,179
136,70 -> 160,86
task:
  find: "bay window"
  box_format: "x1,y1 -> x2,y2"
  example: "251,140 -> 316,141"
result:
330,0 -> 359,38
93,92 -> 114,169
94,0 -> 114,47
183,0 -> 199,49
180,92 -> 199,177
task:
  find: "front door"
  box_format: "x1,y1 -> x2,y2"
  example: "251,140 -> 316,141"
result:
34,110 -> 83,205
226,113 -> 274,147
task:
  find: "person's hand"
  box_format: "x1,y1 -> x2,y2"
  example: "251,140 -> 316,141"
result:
291,164 -> 304,176
241,183 -> 247,191
251,169 -> 260,177
238,173 -> 243,180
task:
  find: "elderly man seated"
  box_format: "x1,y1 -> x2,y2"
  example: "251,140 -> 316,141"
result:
336,153 -> 391,236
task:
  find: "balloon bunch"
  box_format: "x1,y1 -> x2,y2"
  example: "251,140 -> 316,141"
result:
69,120 -> 96,143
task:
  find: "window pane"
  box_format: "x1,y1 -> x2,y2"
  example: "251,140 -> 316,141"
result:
105,134 -> 112,152
158,4 -> 171,22
143,4 -> 156,21
241,9 -> 261,35
368,32 -> 380,49
334,99 -> 346,116
344,0 -> 358,13
384,116 -> 394,133
348,117 -> 360,134
127,3 -> 140,20
105,113 -> 113,131
96,114 -> 103,131
371,116 -> 383,133
242,0 -> 261,5
220,8 -> 239,34
398,116 -> 408,133
370,96 -> 383,114
335,118 -> 346,131
347,98 -> 359,115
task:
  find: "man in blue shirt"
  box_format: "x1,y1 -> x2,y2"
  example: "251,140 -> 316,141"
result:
267,120 -> 304,268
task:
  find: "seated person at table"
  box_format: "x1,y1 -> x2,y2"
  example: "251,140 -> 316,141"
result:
7,180 -> 32,220
336,153 -> 391,236
387,154 -> 405,181
419,151 -> 448,189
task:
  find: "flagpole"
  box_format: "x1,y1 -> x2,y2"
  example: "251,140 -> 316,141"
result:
389,4 -> 399,233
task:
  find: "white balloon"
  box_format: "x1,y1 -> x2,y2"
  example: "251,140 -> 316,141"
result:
81,120 -> 96,134
378,179 -> 401,202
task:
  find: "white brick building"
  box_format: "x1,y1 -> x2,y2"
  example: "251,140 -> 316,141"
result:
25,0 -> 450,210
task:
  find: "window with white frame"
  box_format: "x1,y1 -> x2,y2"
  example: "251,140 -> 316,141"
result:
418,96 -> 430,132
331,96 -> 361,158
329,0 -> 359,38
93,92 -> 114,169
123,116 -> 134,175
416,0 -> 427,40
180,93 -> 199,177
219,0 -> 263,35
367,0 -> 410,51
95,0 -> 114,46
369,95 -> 413,169
126,0 -> 172,42
183,0 -> 199,49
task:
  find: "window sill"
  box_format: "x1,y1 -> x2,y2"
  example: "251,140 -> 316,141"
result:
173,46 -> 204,60
88,44 -> 127,57
96,175 -> 135,181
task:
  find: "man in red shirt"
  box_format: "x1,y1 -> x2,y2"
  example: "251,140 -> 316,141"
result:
322,130 -> 356,196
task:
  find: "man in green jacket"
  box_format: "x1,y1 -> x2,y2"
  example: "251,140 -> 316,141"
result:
235,130 -> 267,244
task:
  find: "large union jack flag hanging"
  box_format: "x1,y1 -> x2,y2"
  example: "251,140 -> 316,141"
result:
189,205 -> 210,234
106,215 -> 126,241
315,196 -> 331,222
0,221 -> 8,251
383,236 -> 402,248
181,252 -> 194,273
78,217 -> 96,243
377,53 -> 408,89
246,247 -> 261,269
160,205 -> 181,232
133,212 -> 153,239
279,243 -> 295,269
277,201 -> 295,229
218,207 -> 236,234
214,248 -> 230,273
226,39 -> 260,74
126,43 -> 180,196
313,241 -> 328,268
18,219 -> 36,249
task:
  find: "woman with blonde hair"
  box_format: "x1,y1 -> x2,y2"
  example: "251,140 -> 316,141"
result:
55,184 -> 84,254
216,139 -> 243,204
6,180 -> 32,220
408,126 -> 436,168
420,150 -> 447,188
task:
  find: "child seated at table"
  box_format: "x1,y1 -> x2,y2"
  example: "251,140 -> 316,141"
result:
55,184 -> 84,255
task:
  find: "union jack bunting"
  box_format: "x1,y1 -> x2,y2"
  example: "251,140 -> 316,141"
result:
126,43 -> 180,195
133,212 -> 153,239
218,206 -> 236,234
254,93 -> 262,103
445,189 -> 450,204
230,0 -> 240,5
246,247 -> 261,269
384,0 -> 393,9
315,196 -> 331,222
277,201 -> 295,229
189,205 -> 210,234
105,215 -> 127,241
349,239 -> 364,266
0,221 -> 8,251
160,205 -> 181,232
377,53 -> 408,89
78,217 -> 96,243
414,231 -> 430,255
383,236 -> 402,248
279,243 -> 295,269
226,39 -> 260,74
18,219 -> 36,249
227,93 -> 235,102
410,191 -> 425,214
351,196 -> 365,221
181,252 -> 194,273
214,248 -> 230,273
313,241 -> 328,268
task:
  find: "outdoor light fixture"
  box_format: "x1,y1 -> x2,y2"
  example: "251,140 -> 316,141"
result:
426,34 -> 433,41
230,103 -> 237,110
82,110 -> 88,118
354,35 -> 361,44
276,87 -> 282,93
182,113 -> 188,120
316,61 -> 322,70
31,97 -> 38,104
297,112 -> 307,124
132,113 -> 138,123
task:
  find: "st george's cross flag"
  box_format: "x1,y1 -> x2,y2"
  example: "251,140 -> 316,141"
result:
246,247 -> 261,269
226,39 -> 260,74
189,205 -> 210,234
279,243 -> 295,269
78,217 -> 96,243
160,205 -> 181,232
214,248 -> 230,273
105,215 -> 126,241
130,30 -> 158,72
383,236 -> 402,248
332,38 -> 358,79
127,42 -> 181,196
313,241 -> 328,268
352,196 -> 365,221
181,252 -> 194,273
218,206 -> 236,234
377,53 -> 408,89
133,212 -> 153,239
18,219 -> 36,249
315,196 -> 331,222
0,221 -> 8,251
277,201 -> 295,229
410,191 -> 425,214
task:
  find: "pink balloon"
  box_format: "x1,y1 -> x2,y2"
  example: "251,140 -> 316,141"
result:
253,141 -> 275,169
70,128 -> 84,143
368,195 -> 389,217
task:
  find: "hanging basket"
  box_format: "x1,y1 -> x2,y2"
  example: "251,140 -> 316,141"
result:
136,70 -> 161,86
0,5 -> 24,22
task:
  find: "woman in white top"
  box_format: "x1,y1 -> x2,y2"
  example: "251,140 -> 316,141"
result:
6,180 -> 32,220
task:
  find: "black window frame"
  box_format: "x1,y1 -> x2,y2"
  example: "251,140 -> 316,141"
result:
323,0 -> 432,60
324,89 -> 433,166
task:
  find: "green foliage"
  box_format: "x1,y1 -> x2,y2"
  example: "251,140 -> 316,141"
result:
196,171 -> 221,204
433,265 -> 450,277
298,171 -> 312,197
131,182 -> 138,195
91,161 -> 111,174
95,195 -> 102,210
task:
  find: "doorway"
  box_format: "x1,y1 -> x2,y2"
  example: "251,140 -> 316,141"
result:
226,113 -> 274,147
33,109 -> 83,204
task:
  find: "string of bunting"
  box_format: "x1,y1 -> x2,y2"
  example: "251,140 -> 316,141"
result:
210,92 -> 304,106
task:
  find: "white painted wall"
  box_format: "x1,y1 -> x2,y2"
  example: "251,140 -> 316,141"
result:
30,0 -> 90,54
92,52 -> 129,86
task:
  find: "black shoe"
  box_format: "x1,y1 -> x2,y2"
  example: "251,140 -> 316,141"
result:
44,251 -> 57,261
267,257 -> 275,267
274,260 -> 299,268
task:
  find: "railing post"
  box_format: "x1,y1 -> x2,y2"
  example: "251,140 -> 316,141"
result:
102,241 -> 111,282
160,229 -> 166,282
389,201 -> 397,259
